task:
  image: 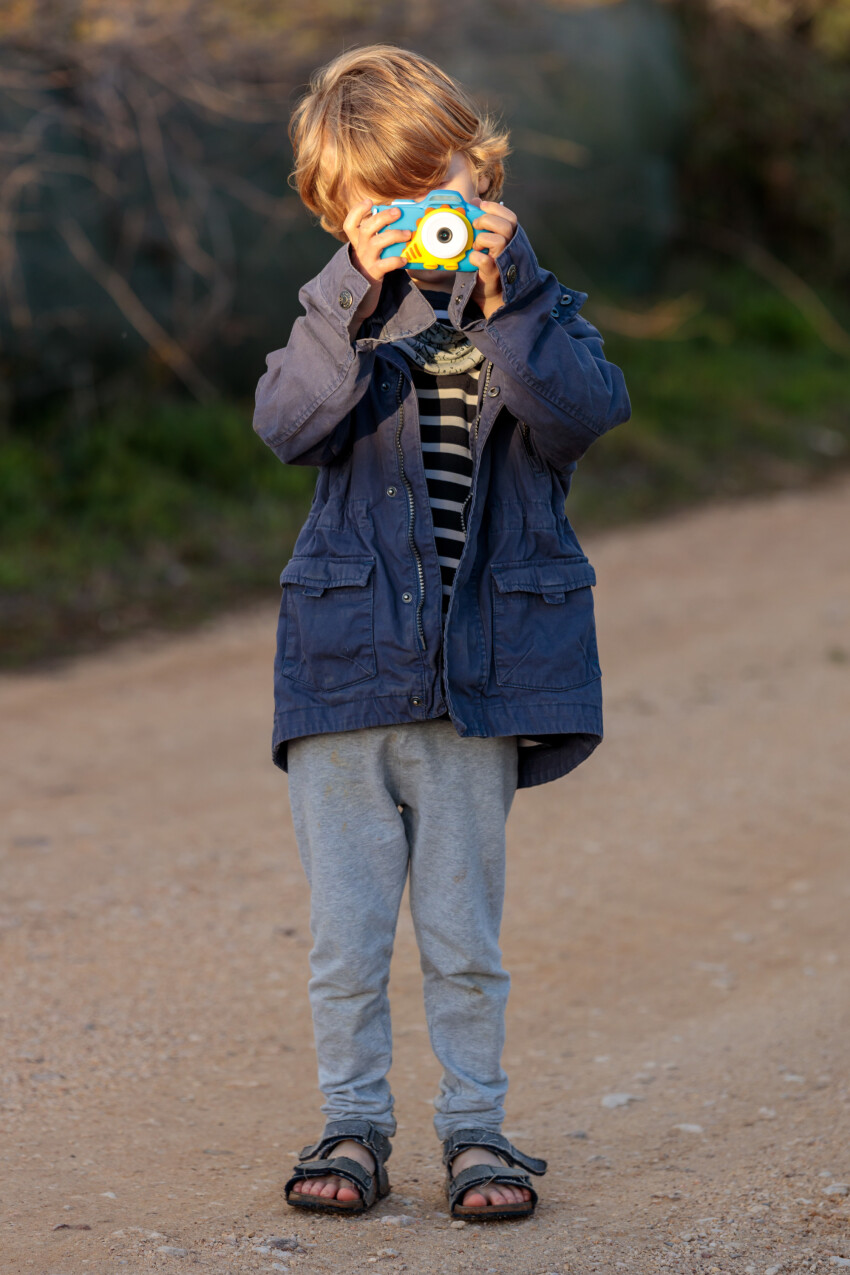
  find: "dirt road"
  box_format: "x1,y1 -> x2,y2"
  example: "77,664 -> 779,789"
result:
2,475 -> 849,1275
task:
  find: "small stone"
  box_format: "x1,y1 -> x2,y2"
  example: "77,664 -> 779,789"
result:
101,1191 -> 117,1199
673,1123 -> 704,1134
758,1107 -> 777,1119
765,1267 -> 782,1275
376,1249 -> 399,1258
266,1237 -> 303,1252
568,1130 -> 588,1139
156,1246 -> 189,1257
451,1219 -> 467,1229
824,1184 -> 850,1197
828,1259 -> 850,1267
601,1092 -> 642,1109
379,1214 -> 416,1226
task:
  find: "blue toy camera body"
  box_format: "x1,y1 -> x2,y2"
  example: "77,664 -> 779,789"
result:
371,188 -> 487,272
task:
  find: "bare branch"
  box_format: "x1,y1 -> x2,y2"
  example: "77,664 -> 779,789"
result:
58,217 -> 217,403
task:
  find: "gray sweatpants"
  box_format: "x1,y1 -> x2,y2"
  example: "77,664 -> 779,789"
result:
286,717 -> 518,1141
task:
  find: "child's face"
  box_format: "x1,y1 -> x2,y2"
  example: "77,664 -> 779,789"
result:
346,151 -> 489,290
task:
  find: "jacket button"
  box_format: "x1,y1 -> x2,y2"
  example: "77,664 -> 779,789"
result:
402,591 -> 413,603
410,696 -> 423,707
487,385 -> 500,397
505,264 -> 517,284
386,485 -> 397,497
551,306 -> 560,317
339,289 -> 354,309
561,292 -> 572,304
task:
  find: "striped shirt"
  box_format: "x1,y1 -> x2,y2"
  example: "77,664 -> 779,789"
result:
403,288 -> 481,617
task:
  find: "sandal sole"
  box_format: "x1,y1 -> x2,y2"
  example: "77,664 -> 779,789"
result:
452,1201 -> 534,1221
286,1191 -> 369,1214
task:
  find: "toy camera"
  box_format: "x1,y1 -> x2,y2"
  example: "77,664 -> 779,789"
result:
371,188 -> 487,271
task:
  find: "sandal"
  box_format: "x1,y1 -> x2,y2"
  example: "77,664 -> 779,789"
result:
442,1126 -> 547,1221
284,1118 -> 392,1215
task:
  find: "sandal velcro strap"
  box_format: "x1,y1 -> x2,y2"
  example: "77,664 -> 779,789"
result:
285,1122 -> 392,1214
298,1118 -> 393,1166
441,1127 -> 547,1176
447,1164 -> 539,1218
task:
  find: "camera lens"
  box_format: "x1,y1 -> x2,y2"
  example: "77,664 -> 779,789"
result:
420,209 -> 472,260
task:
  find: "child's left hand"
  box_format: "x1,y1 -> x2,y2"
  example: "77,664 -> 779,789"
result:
467,199 -> 519,319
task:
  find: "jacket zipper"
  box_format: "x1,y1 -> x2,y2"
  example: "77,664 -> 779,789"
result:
395,370 -> 427,652
519,418 -> 543,473
460,359 -> 493,533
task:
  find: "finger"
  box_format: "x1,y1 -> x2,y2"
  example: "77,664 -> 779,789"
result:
468,250 -> 499,276
375,254 -> 410,274
372,227 -> 412,249
362,206 -> 403,236
342,199 -> 374,237
477,198 -> 517,224
471,212 -> 514,238
472,231 -> 507,254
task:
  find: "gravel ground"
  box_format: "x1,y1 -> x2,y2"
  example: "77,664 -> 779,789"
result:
2,474 -> 849,1275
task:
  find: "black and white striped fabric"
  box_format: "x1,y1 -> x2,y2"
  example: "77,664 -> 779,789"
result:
402,288 -> 481,617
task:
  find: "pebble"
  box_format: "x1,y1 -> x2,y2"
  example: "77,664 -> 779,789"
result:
765,1266 -> 782,1275
829,1260 -> 850,1268
266,1237 -> 303,1252
568,1129 -> 588,1139
673,1123 -> 704,1134
379,1214 -> 416,1226
824,1184 -> 850,1197
601,1092 -> 643,1109
376,1249 -> 399,1258
758,1107 -> 777,1120
451,1219 -> 467,1229
156,1245 -> 189,1257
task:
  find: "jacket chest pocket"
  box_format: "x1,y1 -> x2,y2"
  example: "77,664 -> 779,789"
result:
490,559 -> 600,691
280,557 -> 376,691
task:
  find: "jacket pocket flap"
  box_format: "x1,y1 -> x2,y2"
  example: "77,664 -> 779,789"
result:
280,556 -> 375,596
491,559 -> 596,603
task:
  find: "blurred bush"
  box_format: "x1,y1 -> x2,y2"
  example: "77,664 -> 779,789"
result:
672,0 -> 850,287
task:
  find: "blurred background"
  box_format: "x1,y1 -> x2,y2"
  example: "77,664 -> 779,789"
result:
1,0 -> 848,665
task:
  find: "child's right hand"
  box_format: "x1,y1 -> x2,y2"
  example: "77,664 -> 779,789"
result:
343,199 -> 412,322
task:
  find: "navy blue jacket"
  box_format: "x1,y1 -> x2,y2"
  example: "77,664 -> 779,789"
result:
253,223 -> 631,788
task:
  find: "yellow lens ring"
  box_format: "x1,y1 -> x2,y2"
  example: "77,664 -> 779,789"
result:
403,205 -> 474,271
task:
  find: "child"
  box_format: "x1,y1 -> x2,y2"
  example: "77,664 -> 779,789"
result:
253,44 -> 631,1221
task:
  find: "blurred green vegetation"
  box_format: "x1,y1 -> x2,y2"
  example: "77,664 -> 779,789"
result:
2,259 -> 847,666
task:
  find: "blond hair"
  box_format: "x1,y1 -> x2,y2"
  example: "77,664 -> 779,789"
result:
289,44 -> 511,240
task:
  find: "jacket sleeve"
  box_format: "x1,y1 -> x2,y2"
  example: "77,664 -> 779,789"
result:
455,223 -> 632,472
253,242 -> 380,466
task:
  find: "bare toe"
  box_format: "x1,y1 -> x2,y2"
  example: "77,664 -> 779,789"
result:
462,1189 -> 489,1207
